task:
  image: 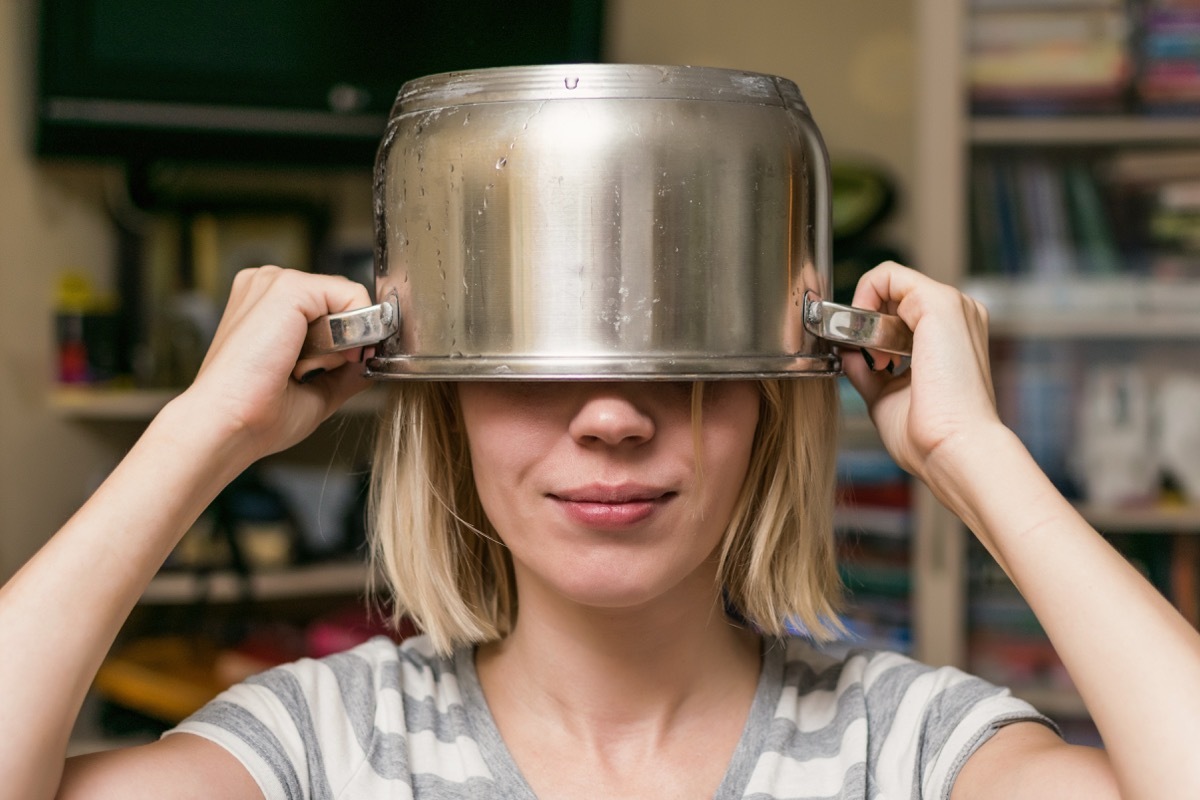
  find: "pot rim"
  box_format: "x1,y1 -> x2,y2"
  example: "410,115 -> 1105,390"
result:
363,353 -> 842,380
393,63 -> 810,115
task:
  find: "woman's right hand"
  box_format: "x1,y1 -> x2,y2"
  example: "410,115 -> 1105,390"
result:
182,266 -> 374,465
840,261 -> 1000,491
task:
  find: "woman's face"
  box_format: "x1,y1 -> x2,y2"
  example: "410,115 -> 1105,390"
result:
457,381 -> 760,613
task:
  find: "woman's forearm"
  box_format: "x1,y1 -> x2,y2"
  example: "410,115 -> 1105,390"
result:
0,393 -> 257,799
929,423 -> 1200,798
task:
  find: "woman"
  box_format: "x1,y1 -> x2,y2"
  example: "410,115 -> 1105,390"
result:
2,261 -> 1198,798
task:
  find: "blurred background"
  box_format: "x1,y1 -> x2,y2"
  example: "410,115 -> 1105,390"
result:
4,0 -> 1199,753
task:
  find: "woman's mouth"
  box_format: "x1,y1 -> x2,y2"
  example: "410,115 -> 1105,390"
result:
548,484 -> 675,529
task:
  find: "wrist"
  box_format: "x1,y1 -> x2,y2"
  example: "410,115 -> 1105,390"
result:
920,421 -> 1038,530
150,389 -> 264,490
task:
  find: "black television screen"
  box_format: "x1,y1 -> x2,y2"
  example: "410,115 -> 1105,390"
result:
35,0 -> 607,167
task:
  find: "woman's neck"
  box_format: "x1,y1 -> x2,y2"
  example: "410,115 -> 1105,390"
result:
473,562 -> 763,798
475,563 -> 762,743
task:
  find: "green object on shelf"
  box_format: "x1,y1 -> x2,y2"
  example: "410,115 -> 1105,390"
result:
831,163 -> 895,242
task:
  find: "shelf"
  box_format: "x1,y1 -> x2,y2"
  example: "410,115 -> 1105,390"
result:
1077,504 -> 1200,534
49,387 -> 179,420
49,385 -> 384,421
142,560 -> 370,604
964,277 -> 1200,340
987,313 -> 1200,340
971,115 -> 1200,147
1012,685 -> 1089,718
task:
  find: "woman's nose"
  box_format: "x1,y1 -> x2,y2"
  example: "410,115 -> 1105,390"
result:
567,386 -> 656,447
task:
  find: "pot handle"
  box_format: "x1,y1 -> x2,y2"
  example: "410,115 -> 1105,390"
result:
300,299 -> 399,357
803,292 -> 913,356
792,105 -> 911,359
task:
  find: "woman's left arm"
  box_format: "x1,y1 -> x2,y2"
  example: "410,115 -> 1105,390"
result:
844,262 -> 1200,800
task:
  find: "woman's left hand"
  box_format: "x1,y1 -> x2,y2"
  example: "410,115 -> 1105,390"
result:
840,262 -> 1000,485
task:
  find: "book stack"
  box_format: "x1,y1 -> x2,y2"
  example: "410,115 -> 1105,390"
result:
830,449 -> 913,654
1139,1 -> 1200,113
1107,148 -> 1200,279
969,0 -> 1134,114
969,530 -> 1192,741
966,538 -> 1075,696
993,340 -> 1080,494
970,154 -> 1122,278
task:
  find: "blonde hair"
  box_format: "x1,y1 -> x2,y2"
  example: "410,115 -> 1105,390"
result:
368,378 -> 842,654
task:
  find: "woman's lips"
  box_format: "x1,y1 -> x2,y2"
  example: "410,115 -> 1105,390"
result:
549,485 -> 674,529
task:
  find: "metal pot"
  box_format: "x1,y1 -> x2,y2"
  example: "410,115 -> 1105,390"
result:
303,64 -> 911,379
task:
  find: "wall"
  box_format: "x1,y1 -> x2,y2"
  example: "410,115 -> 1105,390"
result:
1,1 -> 122,581
0,1 -> 915,580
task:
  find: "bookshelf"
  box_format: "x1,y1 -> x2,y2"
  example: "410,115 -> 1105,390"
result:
49,384 -> 385,421
972,115 -> 1200,146
139,559 -> 369,605
914,0 -> 1200,738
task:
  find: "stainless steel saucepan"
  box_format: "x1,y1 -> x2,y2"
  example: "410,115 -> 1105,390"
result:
303,64 -> 912,379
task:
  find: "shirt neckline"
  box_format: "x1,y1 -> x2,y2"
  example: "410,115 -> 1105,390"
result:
453,638 -> 786,799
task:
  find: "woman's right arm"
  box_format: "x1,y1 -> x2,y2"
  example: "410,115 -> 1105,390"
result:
0,267 -> 373,799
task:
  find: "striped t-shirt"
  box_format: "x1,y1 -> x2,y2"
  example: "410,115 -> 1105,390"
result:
168,635 -> 1050,799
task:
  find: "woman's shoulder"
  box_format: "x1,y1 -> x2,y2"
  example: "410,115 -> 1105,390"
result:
254,633 -> 460,699
768,637 -> 1030,718
168,636 -> 486,796
776,637 -> 962,683
773,636 -> 922,678
750,638 -> 1049,799
179,633 -> 463,737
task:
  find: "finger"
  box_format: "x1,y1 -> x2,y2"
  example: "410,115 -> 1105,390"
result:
841,346 -> 887,406
851,262 -> 932,375
295,357 -> 372,404
291,348 -> 364,384
851,260 -> 919,316
853,260 -> 965,333
965,297 -> 997,407
223,266 -> 374,335
854,346 -> 904,376
200,268 -> 377,387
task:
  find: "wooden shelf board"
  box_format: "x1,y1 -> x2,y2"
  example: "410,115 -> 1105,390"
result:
1077,504 -> 1200,534
1012,685 -> 1089,718
142,560 -> 370,604
988,314 -> 1200,340
50,385 -> 384,421
49,387 -> 179,420
971,116 -> 1200,146
963,277 -> 1200,340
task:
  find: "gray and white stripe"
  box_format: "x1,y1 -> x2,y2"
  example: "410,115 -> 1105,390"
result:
168,635 -> 1052,799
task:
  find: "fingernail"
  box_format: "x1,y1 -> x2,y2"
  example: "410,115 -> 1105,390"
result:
860,348 -> 877,371
299,367 -> 326,384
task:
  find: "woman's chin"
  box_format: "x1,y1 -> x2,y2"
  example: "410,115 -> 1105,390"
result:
528,557 -> 716,614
